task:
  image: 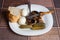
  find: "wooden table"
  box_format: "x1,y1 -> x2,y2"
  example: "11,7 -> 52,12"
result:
0,0 -> 60,40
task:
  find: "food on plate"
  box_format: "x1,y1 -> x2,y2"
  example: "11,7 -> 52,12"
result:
22,8 -> 29,16
31,23 -> 45,30
20,10 -> 53,30
39,10 -> 54,16
20,25 -> 32,28
18,17 -> 26,25
26,11 -> 39,24
8,7 -> 22,23
8,6 -> 53,30
30,11 -> 39,15
8,13 -> 20,23
19,11 -> 45,30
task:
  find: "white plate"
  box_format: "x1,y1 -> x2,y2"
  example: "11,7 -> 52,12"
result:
9,4 -> 53,36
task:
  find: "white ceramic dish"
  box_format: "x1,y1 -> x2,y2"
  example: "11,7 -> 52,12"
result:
9,4 -> 53,36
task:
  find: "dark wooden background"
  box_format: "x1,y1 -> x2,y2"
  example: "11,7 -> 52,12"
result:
0,0 -> 60,40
